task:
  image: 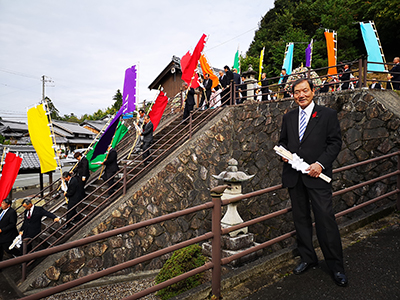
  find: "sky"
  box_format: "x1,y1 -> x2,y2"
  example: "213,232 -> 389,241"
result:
0,0 -> 275,123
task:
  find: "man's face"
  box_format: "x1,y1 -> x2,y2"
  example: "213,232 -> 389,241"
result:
144,116 -> 150,124
282,70 -> 286,75
219,71 -> 223,77
394,58 -> 399,64
22,203 -> 33,210
63,176 -> 70,182
262,73 -> 266,79
293,80 -> 314,110
139,112 -> 144,117
204,74 -> 209,80
1,201 -> 10,210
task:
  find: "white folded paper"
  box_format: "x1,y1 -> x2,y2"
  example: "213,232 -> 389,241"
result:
61,180 -> 68,192
274,145 -> 331,183
9,234 -> 22,250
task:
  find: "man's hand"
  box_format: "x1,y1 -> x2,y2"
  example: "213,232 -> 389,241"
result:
19,231 -> 23,236
306,163 -> 322,178
282,157 -> 289,163
54,218 -> 60,223
64,192 -> 67,196
82,177 -> 86,182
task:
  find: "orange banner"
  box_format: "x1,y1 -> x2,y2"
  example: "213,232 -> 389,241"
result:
199,54 -> 219,89
324,31 -> 337,75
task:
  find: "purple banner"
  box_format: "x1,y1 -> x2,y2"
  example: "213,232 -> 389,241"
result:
305,41 -> 312,68
122,65 -> 137,114
91,107 -> 122,160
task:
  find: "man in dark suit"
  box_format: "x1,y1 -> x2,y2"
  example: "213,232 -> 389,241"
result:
141,115 -> 154,165
19,199 -> 59,252
223,66 -> 234,105
102,146 -> 119,196
369,78 -> 382,89
62,172 -> 82,230
260,73 -> 270,101
182,82 -> 195,122
74,152 -> 90,198
340,64 -> 351,90
233,68 -> 242,104
279,78 -> 347,287
0,199 -> 20,260
200,73 -> 212,109
280,69 -> 290,98
388,57 -> 400,90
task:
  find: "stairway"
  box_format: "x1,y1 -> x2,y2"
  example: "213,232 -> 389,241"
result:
21,107 -> 224,271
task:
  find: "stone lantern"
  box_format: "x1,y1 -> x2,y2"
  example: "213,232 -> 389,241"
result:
241,65 -> 257,101
213,158 -> 254,237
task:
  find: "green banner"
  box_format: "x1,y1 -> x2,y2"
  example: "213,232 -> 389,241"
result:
86,121 -> 129,172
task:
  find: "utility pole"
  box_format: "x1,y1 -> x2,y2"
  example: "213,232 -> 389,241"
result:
41,75 -> 54,102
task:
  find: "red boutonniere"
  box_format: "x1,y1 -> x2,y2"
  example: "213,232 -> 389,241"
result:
312,111 -> 318,118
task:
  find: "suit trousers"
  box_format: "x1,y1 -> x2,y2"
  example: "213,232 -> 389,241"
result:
142,141 -> 152,164
288,175 -> 344,273
0,241 -> 21,261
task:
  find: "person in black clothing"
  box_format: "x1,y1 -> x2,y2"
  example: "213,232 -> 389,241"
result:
369,78 -> 382,89
141,115 -> 154,165
233,68 -> 241,104
62,172 -> 82,230
199,73 -> 212,109
319,77 -> 329,93
0,199 -> 21,260
340,64 -> 351,90
260,73 -> 270,101
182,83 -> 195,122
238,75 -> 247,103
102,146 -> 119,196
19,199 -> 59,252
74,152 -> 90,198
280,69 -> 290,98
223,65 -> 234,105
388,57 -> 400,90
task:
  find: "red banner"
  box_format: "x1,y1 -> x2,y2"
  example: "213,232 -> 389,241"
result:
0,152 -> 23,203
181,34 -> 207,86
149,91 -> 169,131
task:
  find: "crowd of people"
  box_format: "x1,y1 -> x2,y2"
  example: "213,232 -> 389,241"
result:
181,56 -> 400,117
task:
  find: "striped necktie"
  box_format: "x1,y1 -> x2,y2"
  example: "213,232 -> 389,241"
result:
0,210 -> 5,221
299,110 -> 307,142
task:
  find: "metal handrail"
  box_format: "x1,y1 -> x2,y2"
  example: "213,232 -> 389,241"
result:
1,150 -> 398,300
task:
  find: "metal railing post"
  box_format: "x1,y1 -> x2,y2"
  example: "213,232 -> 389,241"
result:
363,58 -> 368,87
21,238 -> 28,282
123,164 -> 127,196
232,80 -> 236,105
189,113 -> 192,139
358,58 -> 363,88
210,185 -> 227,299
397,153 -> 400,211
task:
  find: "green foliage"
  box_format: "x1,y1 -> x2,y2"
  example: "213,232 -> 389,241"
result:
155,244 -> 206,300
0,134 -> 5,144
245,0 -> 400,78
112,89 -> 123,112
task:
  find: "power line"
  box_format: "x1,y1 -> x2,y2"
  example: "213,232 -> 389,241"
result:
206,26 -> 258,51
0,68 -> 39,80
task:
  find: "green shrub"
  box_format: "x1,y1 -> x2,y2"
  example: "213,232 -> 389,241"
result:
155,244 -> 206,300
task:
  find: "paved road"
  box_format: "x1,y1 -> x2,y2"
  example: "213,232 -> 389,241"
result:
244,222 -> 400,300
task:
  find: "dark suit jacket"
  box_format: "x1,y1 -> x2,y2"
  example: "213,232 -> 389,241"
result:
203,79 -> 212,100
279,103 -> 342,189
225,70 -> 234,85
103,148 -> 119,178
233,73 -> 241,85
20,206 -> 57,239
75,157 -> 90,179
142,121 -> 154,143
65,176 -> 81,206
340,68 -> 351,89
185,88 -> 195,106
390,63 -> 400,84
369,82 -> 382,89
0,208 -> 18,243
219,75 -> 227,88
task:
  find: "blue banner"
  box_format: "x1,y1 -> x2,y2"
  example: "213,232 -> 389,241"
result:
360,22 -> 385,72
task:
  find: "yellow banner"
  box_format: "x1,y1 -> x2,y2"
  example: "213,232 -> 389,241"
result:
27,104 -> 57,173
258,47 -> 265,82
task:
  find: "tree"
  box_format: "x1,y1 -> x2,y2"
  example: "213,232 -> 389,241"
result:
44,97 -> 61,120
112,89 -> 123,113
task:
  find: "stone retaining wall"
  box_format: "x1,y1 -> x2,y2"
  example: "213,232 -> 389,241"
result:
29,89 -> 400,290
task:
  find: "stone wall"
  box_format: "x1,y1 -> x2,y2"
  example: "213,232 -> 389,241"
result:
28,89 -> 400,290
